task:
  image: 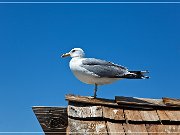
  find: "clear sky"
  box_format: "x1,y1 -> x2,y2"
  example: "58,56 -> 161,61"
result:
0,1 -> 180,133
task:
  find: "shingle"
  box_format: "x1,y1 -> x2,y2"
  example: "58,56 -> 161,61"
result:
106,122 -> 125,135
146,124 -> 180,135
124,110 -> 142,121
157,110 -> 170,121
68,118 -> 108,135
68,105 -> 103,118
123,124 -> 148,135
103,107 -> 124,120
165,110 -> 180,121
139,110 -> 159,121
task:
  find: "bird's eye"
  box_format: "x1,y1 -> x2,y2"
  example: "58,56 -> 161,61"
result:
72,50 -> 76,53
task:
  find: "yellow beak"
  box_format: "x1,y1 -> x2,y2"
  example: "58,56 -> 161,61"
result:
61,53 -> 70,58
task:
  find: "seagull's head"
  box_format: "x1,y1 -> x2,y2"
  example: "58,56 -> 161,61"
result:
61,48 -> 85,58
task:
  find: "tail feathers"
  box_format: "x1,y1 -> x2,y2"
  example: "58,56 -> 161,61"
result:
123,70 -> 149,79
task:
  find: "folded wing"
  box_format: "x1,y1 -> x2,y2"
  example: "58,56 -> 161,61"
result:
81,58 -> 129,78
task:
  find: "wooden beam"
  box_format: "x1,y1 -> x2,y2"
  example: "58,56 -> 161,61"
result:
66,94 -> 118,107
115,96 -> 165,107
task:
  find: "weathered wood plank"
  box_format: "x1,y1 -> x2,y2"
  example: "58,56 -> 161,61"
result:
137,98 -> 165,106
68,105 -> 103,118
103,107 -> 124,120
164,110 -> 180,121
115,96 -> 165,107
146,124 -> 180,135
106,122 -> 125,135
163,97 -> 180,106
124,110 -> 142,121
116,96 -> 153,106
123,124 -> 148,135
139,110 -> 159,121
157,110 -> 170,121
32,107 -> 68,135
68,118 -> 108,135
66,94 -> 118,106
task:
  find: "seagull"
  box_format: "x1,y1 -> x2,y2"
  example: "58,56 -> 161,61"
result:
61,48 -> 149,98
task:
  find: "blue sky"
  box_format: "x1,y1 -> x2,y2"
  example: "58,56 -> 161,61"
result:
0,2 -> 180,133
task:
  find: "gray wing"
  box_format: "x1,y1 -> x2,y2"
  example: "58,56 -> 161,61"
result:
81,58 -> 129,78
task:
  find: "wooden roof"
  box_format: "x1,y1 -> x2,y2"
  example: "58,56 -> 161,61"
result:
66,95 -> 180,134
32,95 -> 180,134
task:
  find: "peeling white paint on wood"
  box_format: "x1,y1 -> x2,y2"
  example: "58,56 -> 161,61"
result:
68,105 -> 103,118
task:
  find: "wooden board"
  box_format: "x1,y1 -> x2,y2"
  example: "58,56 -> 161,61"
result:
156,110 -> 170,121
66,94 -> 118,107
138,98 -> 165,106
139,110 -> 159,121
68,118 -> 108,135
124,110 -> 142,121
115,96 -> 164,107
146,124 -> 180,135
103,107 -> 124,120
32,107 -> 68,135
106,122 -> 125,135
164,110 -> 180,121
68,105 -> 103,118
123,124 -> 148,135
66,95 -> 180,109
